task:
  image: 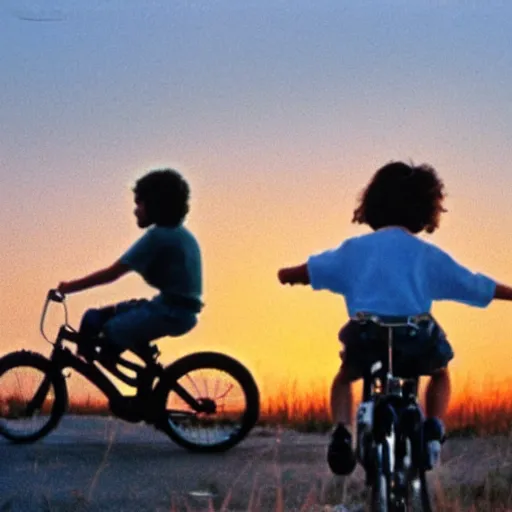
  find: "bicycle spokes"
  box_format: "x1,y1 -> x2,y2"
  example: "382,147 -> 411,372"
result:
164,368 -> 248,446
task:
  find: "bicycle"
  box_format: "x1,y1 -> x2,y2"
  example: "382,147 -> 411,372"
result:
0,289 -> 260,453
352,313 -> 437,512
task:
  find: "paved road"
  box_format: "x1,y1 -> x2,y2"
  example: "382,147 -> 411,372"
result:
2,416 -> 500,511
0,416 -> 346,512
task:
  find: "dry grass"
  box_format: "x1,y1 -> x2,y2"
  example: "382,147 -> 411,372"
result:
260,383 -> 332,433
258,383 -> 512,438
6,379 -> 509,437
66,395 -> 110,417
445,393 -> 512,437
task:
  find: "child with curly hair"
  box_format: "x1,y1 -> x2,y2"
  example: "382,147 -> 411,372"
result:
278,161 -> 512,475
57,168 -> 203,359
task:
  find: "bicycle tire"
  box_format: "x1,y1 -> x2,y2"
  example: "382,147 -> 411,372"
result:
403,435 -> 433,512
416,470 -> 433,512
153,351 -> 259,453
0,350 -> 68,443
370,441 -> 390,512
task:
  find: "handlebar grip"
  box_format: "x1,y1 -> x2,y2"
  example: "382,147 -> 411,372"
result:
48,289 -> 65,303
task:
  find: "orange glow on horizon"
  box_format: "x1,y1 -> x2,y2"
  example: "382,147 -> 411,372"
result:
57,375 -> 512,436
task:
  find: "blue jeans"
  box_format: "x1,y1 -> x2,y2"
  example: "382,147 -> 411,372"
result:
79,298 -> 197,352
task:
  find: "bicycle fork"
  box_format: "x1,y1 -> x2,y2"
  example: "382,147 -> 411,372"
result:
25,376 -> 52,416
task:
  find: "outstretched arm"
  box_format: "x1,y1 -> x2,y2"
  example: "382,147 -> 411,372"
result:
493,283 -> 512,301
278,263 -> 310,286
57,260 -> 131,295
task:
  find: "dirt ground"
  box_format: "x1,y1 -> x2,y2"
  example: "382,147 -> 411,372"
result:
1,416 -> 511,511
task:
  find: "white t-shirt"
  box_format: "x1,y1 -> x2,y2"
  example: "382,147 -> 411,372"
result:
307,227 -> 496,318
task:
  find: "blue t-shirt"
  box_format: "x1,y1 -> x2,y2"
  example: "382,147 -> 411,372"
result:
307,227 -> 496,317
120,225 -> 202,310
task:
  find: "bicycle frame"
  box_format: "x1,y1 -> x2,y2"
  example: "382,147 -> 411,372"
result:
355,313 -> 432,511
32,290 -> 213,424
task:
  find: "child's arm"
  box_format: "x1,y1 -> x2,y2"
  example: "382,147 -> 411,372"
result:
493,283 -> 512,301
278,263 -> 311,285
57,260 -> 130,295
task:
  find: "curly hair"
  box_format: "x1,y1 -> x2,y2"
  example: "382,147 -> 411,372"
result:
352,161 -> 446,234
133,168 -> 190,227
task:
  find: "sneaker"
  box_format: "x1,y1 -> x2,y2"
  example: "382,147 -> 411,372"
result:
423,417 -> 445,470
327,424 -> 357,475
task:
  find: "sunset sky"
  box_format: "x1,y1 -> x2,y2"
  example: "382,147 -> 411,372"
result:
1,1 -> 512,402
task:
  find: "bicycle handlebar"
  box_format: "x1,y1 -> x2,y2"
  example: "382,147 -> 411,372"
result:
48,289 -> 65,303
40,288 -> 69,344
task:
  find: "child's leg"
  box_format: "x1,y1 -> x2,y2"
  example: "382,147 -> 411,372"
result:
425,367 -> 451,420
332,320 -> 362,428
102,300 -> 197,354
79,306 -> 117,337
424,367 -> 451,469
330,366 -> 354,426
328,364 -> 359,475
417,320 -> 453,422
78,305 -> 118,359
327,321 -> 364,475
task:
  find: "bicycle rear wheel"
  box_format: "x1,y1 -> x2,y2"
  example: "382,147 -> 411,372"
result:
407,470 -> 432,512
0,351 -> 67,443
154,352 -> 259,452
398,431 -> 433,512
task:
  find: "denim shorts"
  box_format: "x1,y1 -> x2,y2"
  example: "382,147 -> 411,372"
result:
79,298 -> 197,352
338,317 -> 454,380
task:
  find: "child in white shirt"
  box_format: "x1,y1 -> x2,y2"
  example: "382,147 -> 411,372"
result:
278,161 -> 512,475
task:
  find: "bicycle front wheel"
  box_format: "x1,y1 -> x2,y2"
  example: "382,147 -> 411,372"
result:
0,351 -> 68,443
370,441 -> 391,512
154,352 -> 259,453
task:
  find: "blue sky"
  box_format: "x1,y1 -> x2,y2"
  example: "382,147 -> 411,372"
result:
2,1 -> 511,191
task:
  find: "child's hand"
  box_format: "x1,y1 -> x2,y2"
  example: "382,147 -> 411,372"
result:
278,269 -> 290,285
57,281 -> 71,294
278,264 -> 310,285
